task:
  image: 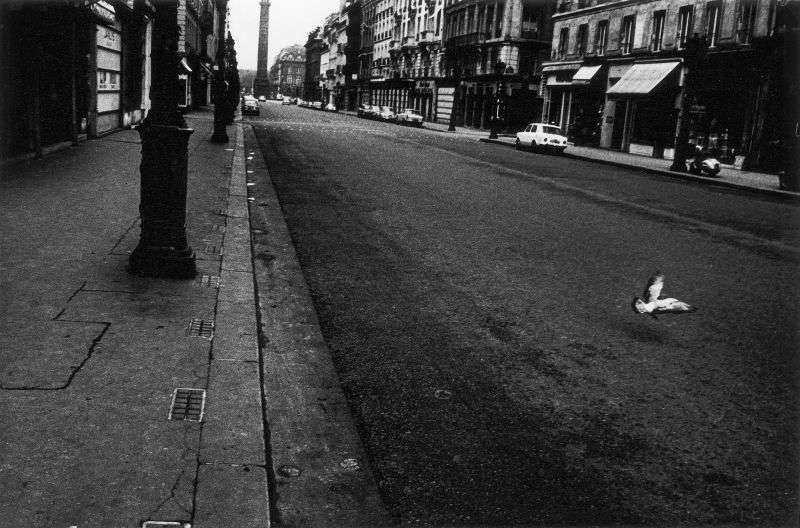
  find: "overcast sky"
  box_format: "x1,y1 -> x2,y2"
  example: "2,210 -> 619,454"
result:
228,0 -> 341,70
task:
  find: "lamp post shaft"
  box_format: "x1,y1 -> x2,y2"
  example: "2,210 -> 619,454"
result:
129,0 -> 196,279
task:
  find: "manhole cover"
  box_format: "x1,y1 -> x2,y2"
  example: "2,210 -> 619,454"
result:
187,318 -> 214,339
168,388 -> 206,421
434,389 -> 453,400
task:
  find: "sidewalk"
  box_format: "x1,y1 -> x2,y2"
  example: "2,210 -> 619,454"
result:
479,135 -> 798,199
0,111 -> 270,527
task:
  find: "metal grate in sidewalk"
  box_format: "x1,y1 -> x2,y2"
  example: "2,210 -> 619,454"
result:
168,388 -> 206,422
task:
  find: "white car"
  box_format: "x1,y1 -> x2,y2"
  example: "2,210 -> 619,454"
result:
324,103 -> 337,112
396,108 -> 423,127
258,95 -> 266,102
378,106 -> 397,122
311,101 -> 323,109
515,123 -> 568,153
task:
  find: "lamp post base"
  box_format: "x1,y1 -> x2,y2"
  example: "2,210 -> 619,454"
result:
129,122 -> 196,280
129,245 -> 196,279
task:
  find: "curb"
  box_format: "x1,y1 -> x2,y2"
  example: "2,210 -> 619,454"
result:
479,137 -> 800,201
193,123 -> 271,527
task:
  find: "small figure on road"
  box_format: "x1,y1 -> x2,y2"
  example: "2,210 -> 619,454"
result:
631,271 -> 696,319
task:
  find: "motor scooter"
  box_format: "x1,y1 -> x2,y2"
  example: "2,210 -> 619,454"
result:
687,147 -> 721,177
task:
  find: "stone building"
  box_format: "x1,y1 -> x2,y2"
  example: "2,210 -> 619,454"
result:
271,45 -> 306,98
359,0 -> 396,104
0,0 -> 153,160
179,0 -> 227,110
441,0 -> 557,130
304,27 -> 325,102
543,0 -> 799,171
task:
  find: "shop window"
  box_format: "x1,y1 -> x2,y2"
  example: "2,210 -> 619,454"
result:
676,5 -> 694,49
576,24 -> 588,56
621,15 -> 636,55
595,20 -> 608,55
651,10 -> 666,51
705,2 -> 721,47
736,0 -> 757,43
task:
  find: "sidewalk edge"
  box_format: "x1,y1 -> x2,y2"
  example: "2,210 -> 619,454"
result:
479,137 -> 800,200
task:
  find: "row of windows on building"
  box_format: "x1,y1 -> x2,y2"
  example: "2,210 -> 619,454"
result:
555,1 -> 758,60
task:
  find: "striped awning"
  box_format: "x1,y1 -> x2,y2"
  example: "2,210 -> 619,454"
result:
571,65 -> 602,85
606,61 -> 681,96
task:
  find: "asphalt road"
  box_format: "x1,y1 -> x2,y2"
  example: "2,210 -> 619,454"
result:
246,102 -> 799,526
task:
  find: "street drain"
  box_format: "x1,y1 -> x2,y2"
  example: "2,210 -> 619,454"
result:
197,275 -> 220,288
168,388 -> 206,421
202,243 -> 220,256
187,318 -> 214,339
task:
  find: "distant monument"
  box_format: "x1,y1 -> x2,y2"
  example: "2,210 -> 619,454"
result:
253,1 -> 271,98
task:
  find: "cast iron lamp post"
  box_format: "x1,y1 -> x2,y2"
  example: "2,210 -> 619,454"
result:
210,24 -> 229,143
670,34 -> 707,172
488,61 -> 506,140
448,65 -> 461,132
129,0 -> 196,279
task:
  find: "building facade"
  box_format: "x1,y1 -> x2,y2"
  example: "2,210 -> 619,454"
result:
0,0 -> 154,160
440,0 -> 556,130
543,0 -> 799,171
179,0 -> 227,110
271,45 -> 306,98
304,27 -> 325,102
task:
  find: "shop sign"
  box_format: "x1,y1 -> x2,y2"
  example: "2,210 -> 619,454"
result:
97,70 -> 120,91
91,1 -> 118,26
96,25 -> 121,51
689,105 -> 706,113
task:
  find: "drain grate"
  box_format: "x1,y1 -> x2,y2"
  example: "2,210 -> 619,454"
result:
168,388 -> 206,421
187,318 -> 214,339
197,275 -> 220,288
202,243 -> 220,256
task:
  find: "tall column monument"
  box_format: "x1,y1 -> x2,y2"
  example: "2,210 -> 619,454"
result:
253,1 -> 271,97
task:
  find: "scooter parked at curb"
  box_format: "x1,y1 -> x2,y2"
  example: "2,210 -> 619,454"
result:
687,146 -> 721,177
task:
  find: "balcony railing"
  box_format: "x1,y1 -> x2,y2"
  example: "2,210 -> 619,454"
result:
402,36 -> 417,49
444,32 -> 486,48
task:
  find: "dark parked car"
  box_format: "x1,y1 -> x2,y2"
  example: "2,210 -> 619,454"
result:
241,96 -> 259,116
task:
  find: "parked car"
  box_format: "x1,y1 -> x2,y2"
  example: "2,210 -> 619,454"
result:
379,106 -> 397,122
241,96 -> 260,116
324,102 -> 337,112
311,101 -> 323,109
357,103 -> 372,118
515,123 -> 568,153
258,95 -> 266,102
396,108 -> 423,127
296,98 -> 306,107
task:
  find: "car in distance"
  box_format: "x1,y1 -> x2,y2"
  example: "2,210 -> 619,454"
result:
396,108 -> 423,127
324,102 -> 337,112
378,106 -> 397,122
357,103 -> 372,118
258,95 -> 266,102
515,123 -> 568,153
241,96 -> 260,116
311,101 -> 323,109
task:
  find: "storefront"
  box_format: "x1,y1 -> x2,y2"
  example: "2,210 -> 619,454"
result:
541,62 -> 580,133
91,1 -> 123,136
603,60 -> 682,158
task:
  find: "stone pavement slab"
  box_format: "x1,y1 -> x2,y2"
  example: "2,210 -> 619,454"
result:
0,111 -> 268,528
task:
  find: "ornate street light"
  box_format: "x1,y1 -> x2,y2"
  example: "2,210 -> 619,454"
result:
670,34 -> 707,172
488,61 -> 506,140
